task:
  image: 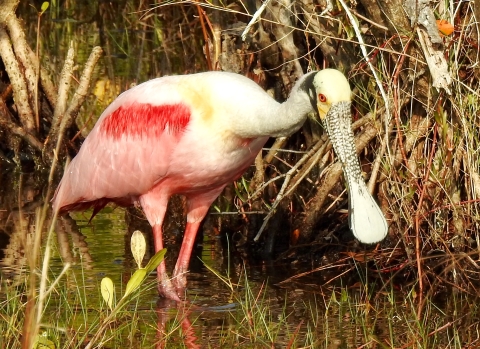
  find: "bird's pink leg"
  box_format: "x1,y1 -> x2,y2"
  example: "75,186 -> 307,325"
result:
172,220 -> 204,291
172,189 -> 223,292
152,224 -> 182,302
140,192 -> 182,301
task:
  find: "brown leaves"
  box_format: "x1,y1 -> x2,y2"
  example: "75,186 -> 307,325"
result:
436,19 -> 454,36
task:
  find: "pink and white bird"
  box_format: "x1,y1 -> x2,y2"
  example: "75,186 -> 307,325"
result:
52,69 -> 387,301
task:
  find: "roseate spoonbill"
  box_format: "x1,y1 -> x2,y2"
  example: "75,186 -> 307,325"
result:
52,69 -> 388,301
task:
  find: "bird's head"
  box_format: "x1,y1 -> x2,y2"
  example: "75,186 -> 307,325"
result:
312,69 -> 352,124
306,69 -> 388,244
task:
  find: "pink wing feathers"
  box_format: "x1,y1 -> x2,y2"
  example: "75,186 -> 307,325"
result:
52,78 -> 192,214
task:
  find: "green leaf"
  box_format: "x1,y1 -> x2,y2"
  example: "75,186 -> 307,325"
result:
144,248 -> 167,274
100,277 -> 115,310
123,268 -> 147,298
40,2 -> 49,14
233,181 -> 246,203
130,230 -> 146,269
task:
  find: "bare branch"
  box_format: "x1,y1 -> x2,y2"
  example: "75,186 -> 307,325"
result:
0,0 -> 19,23
0,99 -> 42,151
5,13 -> 37,108
43,46 -> 102,163
27,45 -> 57,108
0,27 -> 35,132
51,42 -> 75,134
62,46 -> 103,131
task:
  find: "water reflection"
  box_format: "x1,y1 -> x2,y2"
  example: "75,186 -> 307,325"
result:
156,302 -> 200,349
56,215 -> 93,268
0,171 -> 45,278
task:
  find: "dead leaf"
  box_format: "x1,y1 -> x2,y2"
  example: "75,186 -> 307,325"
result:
436,19 -> 454,36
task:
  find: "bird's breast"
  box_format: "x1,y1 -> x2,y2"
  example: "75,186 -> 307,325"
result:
157,131 -> 267,194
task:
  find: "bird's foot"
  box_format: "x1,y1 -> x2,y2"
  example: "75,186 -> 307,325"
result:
158,275 -> 183,302
171,267 -> 188,298
172,265 -> 189,291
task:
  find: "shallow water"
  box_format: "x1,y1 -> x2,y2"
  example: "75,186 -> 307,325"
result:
0,171 -> 370,348
1,172 -> 479,348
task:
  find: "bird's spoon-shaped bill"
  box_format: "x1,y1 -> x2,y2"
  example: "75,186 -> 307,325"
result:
322,101 -> 388,244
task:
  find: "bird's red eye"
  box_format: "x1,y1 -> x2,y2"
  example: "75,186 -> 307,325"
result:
318,93 -> 327,103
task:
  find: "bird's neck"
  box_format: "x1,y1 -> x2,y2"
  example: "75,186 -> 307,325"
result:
270,77 -> 315,137
232,73 -> 315,139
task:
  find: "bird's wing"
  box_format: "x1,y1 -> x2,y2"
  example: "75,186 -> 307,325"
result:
52,72 -> 276,214
52,79 -> 193,213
